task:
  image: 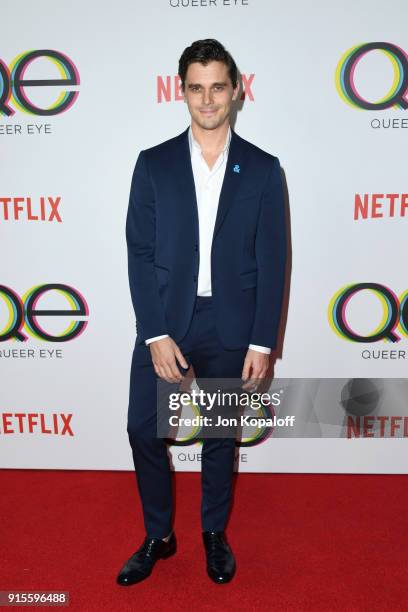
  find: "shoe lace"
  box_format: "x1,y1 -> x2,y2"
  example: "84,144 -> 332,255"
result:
140,537 -> 160,558
208,534 -> 220,548
206,533 -> 225,557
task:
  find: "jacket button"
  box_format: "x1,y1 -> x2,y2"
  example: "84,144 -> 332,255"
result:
193,275 -> 197,281
194,244 -> 198,252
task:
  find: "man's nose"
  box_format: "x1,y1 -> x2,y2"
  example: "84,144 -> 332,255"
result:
202,89 -> 213,105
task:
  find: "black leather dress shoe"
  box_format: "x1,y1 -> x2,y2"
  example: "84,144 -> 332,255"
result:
116,531 -> 176,586
202,531 -> 236,584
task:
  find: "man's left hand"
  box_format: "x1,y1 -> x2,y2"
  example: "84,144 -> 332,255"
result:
241,349 -> 270,391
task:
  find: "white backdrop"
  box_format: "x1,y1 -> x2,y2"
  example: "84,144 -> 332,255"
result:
1,0 -> 407,472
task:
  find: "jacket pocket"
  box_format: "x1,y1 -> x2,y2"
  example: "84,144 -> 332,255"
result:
154,264 -> 170,288
235,190 -> 260,202
240,269 -> 257,290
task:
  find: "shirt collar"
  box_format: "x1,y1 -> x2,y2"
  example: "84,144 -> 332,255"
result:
188,124 -> 231,157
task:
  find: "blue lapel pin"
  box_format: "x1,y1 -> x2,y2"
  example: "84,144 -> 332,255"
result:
233,164 -> 240,173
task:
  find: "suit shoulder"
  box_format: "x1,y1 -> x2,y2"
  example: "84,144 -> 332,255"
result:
235,131 -> 279,164
141,129 -> 187,158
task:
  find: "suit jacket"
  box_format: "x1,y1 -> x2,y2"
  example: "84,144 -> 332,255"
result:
126,125 -> 287,351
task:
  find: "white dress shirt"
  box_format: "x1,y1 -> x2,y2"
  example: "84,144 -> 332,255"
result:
145,125 -> 271,355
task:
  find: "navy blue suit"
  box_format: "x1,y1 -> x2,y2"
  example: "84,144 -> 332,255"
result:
126,126 -> 286,350
126,126 -> 286,538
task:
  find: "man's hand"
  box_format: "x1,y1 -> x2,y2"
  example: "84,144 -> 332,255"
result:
241,349 -> 270,391
148,336 -> 189,383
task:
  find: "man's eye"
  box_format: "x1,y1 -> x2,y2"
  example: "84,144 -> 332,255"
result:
214,86 -> 224,91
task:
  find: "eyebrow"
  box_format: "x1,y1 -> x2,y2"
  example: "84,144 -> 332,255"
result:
187,81 -> 228,88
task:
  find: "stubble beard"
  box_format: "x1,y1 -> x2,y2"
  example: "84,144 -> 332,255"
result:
192,107 -> 229,131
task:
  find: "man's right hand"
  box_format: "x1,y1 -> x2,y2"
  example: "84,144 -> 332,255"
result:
148,336 -> 189,383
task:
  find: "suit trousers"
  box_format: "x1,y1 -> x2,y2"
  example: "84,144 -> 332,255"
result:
127,295 -> 247,538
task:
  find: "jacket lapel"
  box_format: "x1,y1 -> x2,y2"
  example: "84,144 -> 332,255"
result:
171,126 -> 200,244
213,127 -> 246,239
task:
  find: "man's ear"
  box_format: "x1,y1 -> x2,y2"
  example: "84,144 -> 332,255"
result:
232,81 -> 240,101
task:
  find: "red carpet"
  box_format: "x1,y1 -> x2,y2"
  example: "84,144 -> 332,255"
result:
1,470 -> 407,611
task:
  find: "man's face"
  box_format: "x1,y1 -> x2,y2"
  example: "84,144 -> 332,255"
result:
183,60 -> 240,130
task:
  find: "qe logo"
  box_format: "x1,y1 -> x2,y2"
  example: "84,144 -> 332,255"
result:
329,283 -> 408,343
0,50 -> 80,116
0,284 -> 89,342
336,42 -> 408,110
165,398 -> 275,448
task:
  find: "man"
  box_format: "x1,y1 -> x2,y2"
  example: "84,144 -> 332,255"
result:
117,39 -> 286,586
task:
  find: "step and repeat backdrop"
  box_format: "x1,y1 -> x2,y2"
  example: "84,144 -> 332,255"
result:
1,0 -> 407,472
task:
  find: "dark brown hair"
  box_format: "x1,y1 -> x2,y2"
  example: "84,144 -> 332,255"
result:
178,39 -> 238,91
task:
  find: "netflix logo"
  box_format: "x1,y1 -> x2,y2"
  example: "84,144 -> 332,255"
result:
0,197 -> 62,222
347,415 -> 408,438
0,412 -> 73,436
354,193 -> 408,220
156,73 -> 255,103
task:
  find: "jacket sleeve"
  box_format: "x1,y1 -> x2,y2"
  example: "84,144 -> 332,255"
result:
125,150 -> 169,341
249,156 -> 287,350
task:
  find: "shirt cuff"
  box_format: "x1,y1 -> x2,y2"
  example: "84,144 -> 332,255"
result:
248,344 -> 271,355
145,334 -> 169,345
